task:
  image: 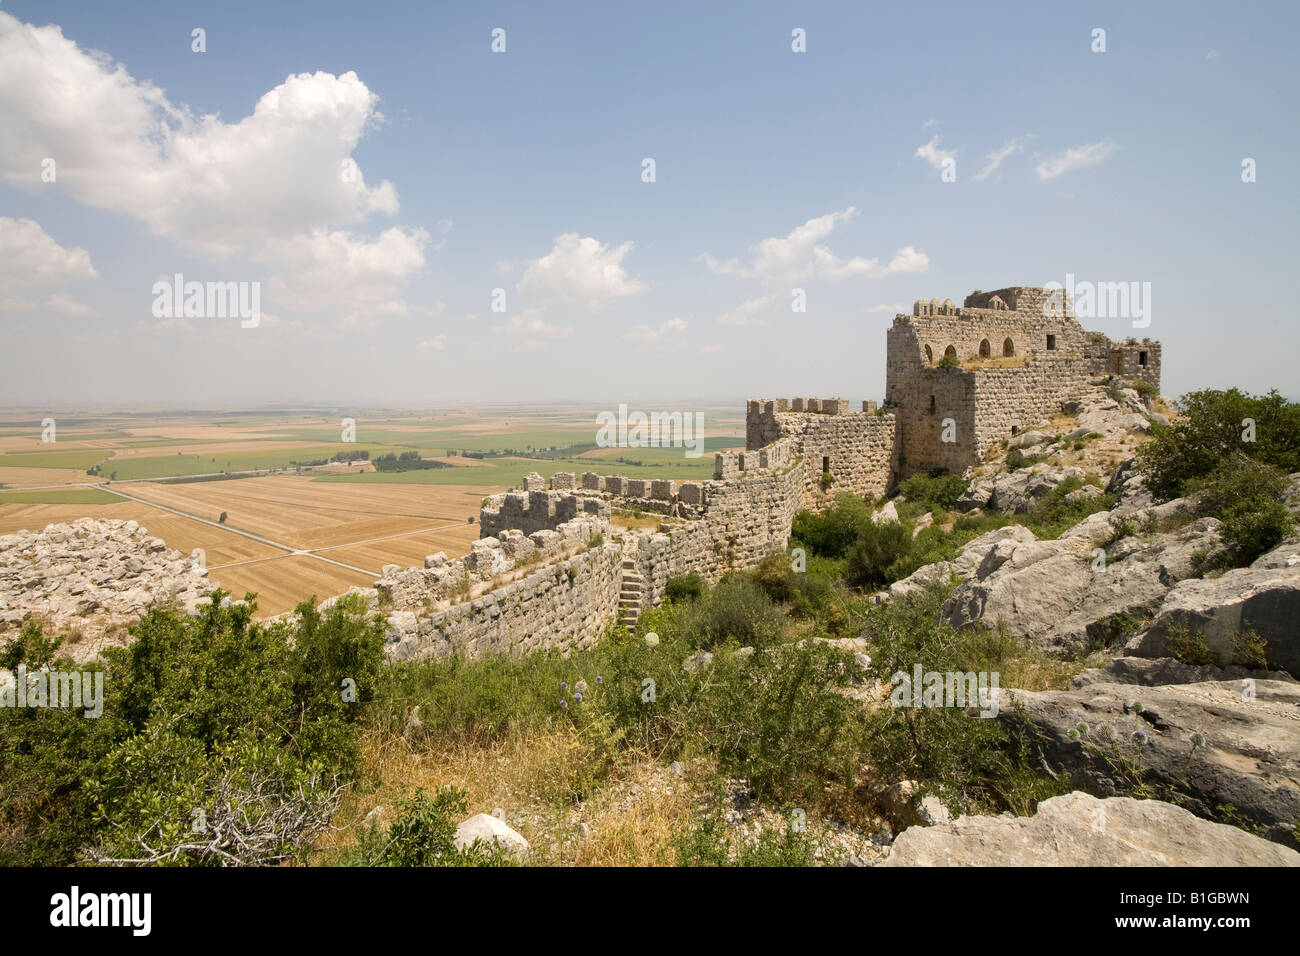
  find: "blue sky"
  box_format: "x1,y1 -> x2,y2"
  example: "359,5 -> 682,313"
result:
1,0 -> 1297,408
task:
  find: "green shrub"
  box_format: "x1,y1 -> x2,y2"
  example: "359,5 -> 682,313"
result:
752,553 -> 794,603
844,518 -> 915,589
938,351 -> 961,369
1165,623 -> 1221,667
1232,628 -> 1270,670
673,802 -> 817,867
0,590 -> 384,866
859,584 -> 1068,812
665,571 -> 707,603
690,574 -> 786,650
792,492 -> 875,559
1189,453 -> 1295,566
898,472 -> 968,511
1137,387 -> 1300,501
364,786 -> 515,867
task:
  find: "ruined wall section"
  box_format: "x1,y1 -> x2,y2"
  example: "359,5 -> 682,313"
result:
1109,342 -> 1162,389
746,401 -> 896,506
383,540 -> 623,661
480,488 -> 611,538
890,368 -> 978,476
887,311 -> 1090,376
634,460 -> 806,610
970,356 -> 1089,458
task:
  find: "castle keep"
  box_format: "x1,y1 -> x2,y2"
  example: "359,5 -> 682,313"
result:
751,286 -> 1160,500
376,286 -> 1161,661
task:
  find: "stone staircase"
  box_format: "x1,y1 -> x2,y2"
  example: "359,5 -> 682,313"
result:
617,545 -> 644,630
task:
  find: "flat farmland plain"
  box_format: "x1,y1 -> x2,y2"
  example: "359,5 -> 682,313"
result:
120,476 -> 484,549
0,404 -> 741,617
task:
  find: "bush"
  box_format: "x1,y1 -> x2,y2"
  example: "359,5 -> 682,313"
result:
355,786 -> 514,867
897,472 -> 968,511
673,802 -> 816,867
1137,387 -> 1300,500
751,553 -> 845,628
690,575 -> 785,650
1165,623 -> 1221,667
844,518 -> 915,589
664,572 -> 706,603
792,493 -> 874,559
938,351 -> 961,368
0,591 -> 385,866
859,585 -> 1069,812
1189,453 -> 1295,566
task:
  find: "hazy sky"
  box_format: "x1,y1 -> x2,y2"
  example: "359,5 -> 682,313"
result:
1,1 -> 1297,409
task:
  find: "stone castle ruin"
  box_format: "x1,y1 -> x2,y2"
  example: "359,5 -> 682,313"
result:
370,286 -> 1161,660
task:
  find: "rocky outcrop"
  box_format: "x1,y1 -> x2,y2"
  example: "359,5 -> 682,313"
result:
882,792 -> 1299,866
958,466 -> 1090,516
943,517 -> 1223,656
1070,655 -> 1294,688
1126,565 -> 1300,677
997,679 -> 1300,847
885,525 -> 1036,599
0,519 -> 212,660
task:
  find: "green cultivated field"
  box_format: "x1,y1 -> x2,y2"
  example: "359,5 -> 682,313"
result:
0,450 -> 111,470
0,488 -> 121,504
103,444 -> 399,480
316,452 -> 719,486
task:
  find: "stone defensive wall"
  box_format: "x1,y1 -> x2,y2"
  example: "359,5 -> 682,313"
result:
382,537 -> 624,661
745,401 -> 897,506
479,484 -> 612,538
632,459 -> 806,611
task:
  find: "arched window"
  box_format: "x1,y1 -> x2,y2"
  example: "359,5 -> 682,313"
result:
944,345 -> 957,361
979,338 -> 991,358
924,344 -> 933,365
1003,337 -> 1015,357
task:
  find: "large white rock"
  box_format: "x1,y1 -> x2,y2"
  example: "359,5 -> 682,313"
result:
883,792 -> 1300,866
454,813 -> 530,858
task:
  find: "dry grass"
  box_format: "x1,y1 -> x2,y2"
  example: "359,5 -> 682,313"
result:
320,725 -> 700,867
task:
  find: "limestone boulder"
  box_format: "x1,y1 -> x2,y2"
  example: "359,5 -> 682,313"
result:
1126,565 -> 1300,677
454,813 -> 530,859
996,679 -> 1300,848
883,792 -> 1299,866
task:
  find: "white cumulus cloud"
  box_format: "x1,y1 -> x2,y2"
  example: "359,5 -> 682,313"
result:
0,217 -> 97,290
0,11 -> 398,255
517,234 -> 647,307
702,207 -> 926,284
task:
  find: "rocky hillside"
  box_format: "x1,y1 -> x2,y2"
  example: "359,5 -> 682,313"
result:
0,518 -> 212,662
866,380 -> 1300,861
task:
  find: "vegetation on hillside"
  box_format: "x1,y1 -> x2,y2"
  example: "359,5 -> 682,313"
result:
1137,388 -> 1297,565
